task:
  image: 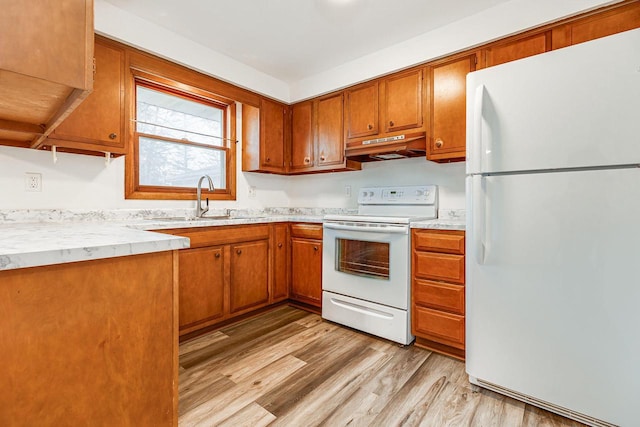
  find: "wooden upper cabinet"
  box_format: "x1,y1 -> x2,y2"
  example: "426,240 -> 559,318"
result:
316,92 -> 345,168
381,68 -> 424,133
345,81 -> 378,139
242,97 -> 288,173
290,92 -> 357,173
47,37 -> 126,155
0,0 -> 93,148
552,1 -> 640,49
291,101 -> 314,171
261,98 -> 286,170
427,54 -> 477,162
480,31 -> 551,68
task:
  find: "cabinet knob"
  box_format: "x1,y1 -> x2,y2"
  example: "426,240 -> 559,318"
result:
278,242 -> 283,248
435,138 -> 444,148
215,252 -> 221,259
266,157 -> 271,163
109,133 -> 117,140
389,120 -> 394,127
313,246 -> 318,251
304,156 -> 310,164
320,155 -> 326,162
367,124 -> 373,130
236,249 -> 242,255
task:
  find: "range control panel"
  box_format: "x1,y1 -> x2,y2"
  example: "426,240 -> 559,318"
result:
358,185 -> 437,205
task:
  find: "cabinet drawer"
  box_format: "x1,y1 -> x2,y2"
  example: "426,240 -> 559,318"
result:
414,251 -> 464,284
413,230 -> 464,254
414,279 -> 464,314
414,306 -> 465,349
291,223 -> 323,240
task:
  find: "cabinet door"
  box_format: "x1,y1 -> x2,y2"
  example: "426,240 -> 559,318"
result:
260,98 -> 286,171
272,224 -> 289,302
178,246 -> 225,330
427,55 -> 476,162
290,238 -> 322,307
291,101 -> 314,171
345,82 -> 378,139
316,93 -> 345,168
382,68 -> 423,133
552,2 -> 640,49
482,31 -> 550,68
48,38 -> 125,153
230,239 -> 270,314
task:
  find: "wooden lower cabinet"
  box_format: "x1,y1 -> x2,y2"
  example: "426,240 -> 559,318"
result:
272,223 -> 290,302
158,224 -> 272,336
412,229 -> 466,360
229,239 -> 269,314
290,223 -> 323,308
178,246 -> 225,329
0,251 -> 179,426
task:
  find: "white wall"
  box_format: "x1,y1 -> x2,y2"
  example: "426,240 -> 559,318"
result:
0,144 -> 464,211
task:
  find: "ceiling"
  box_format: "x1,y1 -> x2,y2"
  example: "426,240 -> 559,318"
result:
102,0 -> 511,84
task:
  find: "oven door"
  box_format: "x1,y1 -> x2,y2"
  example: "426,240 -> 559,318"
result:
322,221 -> 410,310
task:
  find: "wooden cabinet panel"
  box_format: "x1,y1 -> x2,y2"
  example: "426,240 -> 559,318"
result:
553,2 -> 640,49
291,101 -> 314,171
230,239 -> 270,314
47,38 -> 126,154
291,237 -> 322,307
290,223 -> 323,240
414,306 -> 465,349
414,251 -> 465,284
414,279 -> 464,315
261,98 -> 286,170
0,0 -> 93,148
178,246 -> 225,328
316,92 -> 344,167
413,230 -> 465,254
382,68 -> 423,133
272,223 -> 289,302
345,82 -> 378,139
427,54 -> 476,162
0,251 -> 177,425
482,31 -> 550,68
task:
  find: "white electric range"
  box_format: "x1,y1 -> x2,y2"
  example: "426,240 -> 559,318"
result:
322,185 -> 437,344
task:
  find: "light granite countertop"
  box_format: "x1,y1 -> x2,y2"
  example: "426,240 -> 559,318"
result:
0,207 -> 465,271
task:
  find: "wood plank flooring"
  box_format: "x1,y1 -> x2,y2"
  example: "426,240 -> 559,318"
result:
179,306 -> 586,427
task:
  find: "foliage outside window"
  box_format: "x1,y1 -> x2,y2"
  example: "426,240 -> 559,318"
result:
126,73 -> 236,200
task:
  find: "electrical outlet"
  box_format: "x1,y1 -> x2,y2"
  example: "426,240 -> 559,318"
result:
25,173 -> 42,192
344,185 -> 351,198
248,186 -> 256,198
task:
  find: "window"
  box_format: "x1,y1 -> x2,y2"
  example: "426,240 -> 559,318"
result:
126,71 -> 236,200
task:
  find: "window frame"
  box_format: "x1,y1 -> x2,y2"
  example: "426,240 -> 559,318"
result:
125,68 -> 237,201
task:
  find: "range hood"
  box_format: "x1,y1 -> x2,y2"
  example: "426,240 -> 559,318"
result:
345,132 -> 426,162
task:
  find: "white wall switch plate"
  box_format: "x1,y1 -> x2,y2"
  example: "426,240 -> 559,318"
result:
344,185 -> 351,198
248,186 -> 256,198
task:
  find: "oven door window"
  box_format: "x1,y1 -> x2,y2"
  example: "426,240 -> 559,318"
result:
335,238 -> 390,280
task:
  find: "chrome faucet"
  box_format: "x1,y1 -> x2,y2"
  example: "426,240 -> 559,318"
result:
196,175 -> 215,218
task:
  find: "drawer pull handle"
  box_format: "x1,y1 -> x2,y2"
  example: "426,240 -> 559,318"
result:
435,138 -> 444,148
214,252 -> 221,259
367,124 -> 373,130
236,249 -> 242,255
389,120 -> 394,127
109,133 -> 117,140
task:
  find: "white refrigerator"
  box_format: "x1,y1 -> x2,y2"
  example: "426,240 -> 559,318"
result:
466,28 -> 640,426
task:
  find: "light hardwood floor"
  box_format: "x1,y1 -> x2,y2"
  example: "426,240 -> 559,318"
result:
178,305 -> 585,427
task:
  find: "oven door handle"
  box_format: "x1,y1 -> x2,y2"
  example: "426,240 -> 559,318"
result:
323,222 -> 408,234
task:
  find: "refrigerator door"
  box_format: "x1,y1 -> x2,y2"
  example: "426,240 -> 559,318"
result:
466,169 -> 640,426
466,28 -> 640,176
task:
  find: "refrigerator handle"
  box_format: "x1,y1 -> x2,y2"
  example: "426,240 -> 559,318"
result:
473,175 -> 487,265
472,84 -> 486,173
